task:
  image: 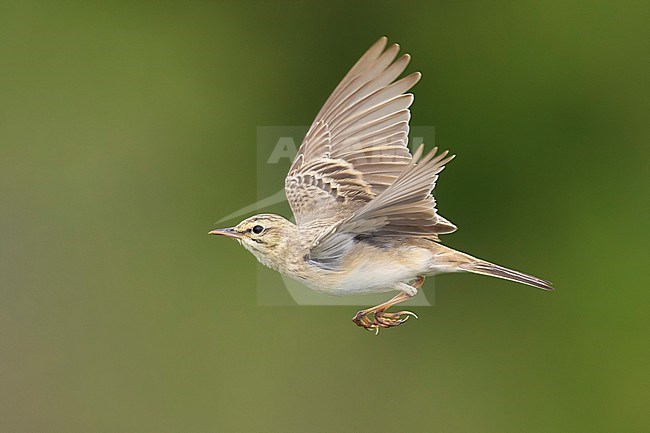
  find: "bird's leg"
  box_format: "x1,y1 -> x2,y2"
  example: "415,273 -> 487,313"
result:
352,277 -> 425,333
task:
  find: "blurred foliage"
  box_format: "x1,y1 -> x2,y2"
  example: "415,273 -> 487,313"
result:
0,1 -> 648,432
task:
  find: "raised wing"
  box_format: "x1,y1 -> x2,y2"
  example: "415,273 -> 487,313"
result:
285,37 -> 420,224
343,145 -> 456,236
309,145 -> 457,264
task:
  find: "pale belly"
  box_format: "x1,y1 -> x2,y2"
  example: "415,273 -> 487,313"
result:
304,244 -> 435,296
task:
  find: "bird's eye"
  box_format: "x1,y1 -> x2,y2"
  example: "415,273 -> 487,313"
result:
252,225 -> 264,235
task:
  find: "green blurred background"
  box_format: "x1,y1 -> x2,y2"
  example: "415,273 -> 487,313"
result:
1,1 -> 648,432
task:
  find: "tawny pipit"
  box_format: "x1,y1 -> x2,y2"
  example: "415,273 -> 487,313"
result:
210,37 -> 553,333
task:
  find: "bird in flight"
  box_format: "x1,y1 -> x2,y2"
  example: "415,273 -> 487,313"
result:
210,37 -> 553,333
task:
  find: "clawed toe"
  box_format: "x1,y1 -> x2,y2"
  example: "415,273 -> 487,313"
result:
375,310 -> 417,327
352,309 -> 418,333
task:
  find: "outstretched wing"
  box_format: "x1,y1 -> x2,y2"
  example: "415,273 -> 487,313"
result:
285,37 -> 420,224
309,145 -> 456,264
343,145 -> 456,236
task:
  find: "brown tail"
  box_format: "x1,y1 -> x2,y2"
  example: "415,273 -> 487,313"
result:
461,259 -> 554,291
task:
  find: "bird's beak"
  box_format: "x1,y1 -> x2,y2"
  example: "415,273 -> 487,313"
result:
208,227 -> 243,239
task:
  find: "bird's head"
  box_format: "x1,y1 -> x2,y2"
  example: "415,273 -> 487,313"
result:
209,213 -> 297,269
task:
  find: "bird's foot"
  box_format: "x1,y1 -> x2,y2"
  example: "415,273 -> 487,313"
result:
375,310 -> 418,328
352,309 -> 418,334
